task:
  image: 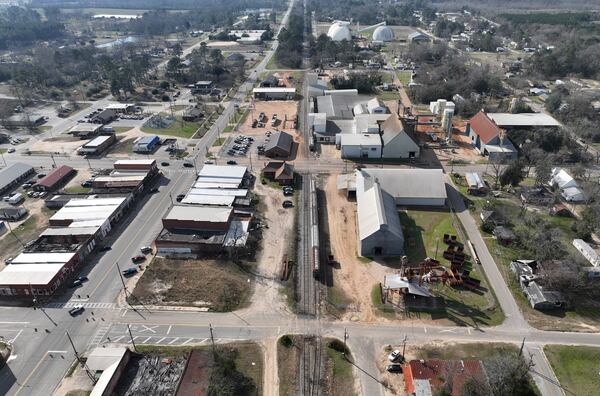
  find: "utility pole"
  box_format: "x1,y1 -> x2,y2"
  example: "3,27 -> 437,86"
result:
127,324 -> 137,352
66,330 -> 82,364
66,331 -> 97,383
209,323 -> 216,359
115,262 -> 129,302
343,328 -> 348,359
519,337 -> 526,357
402,335 -> 407,361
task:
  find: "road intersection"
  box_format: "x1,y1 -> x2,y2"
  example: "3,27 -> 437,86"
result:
0,1 -> 595,395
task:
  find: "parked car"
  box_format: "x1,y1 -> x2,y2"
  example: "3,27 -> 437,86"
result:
161,161 -> 170,166
7,148 -> 15,153
99,246 -> 111,252
150,187 -> 160,193
176,194 -> 185,202
283,188 -> 294,196
68,305 -> 85,316
282,200 -> 293,208
4,257 -> 13,264
227,160 -> 237,165
183,162 -> 194,168
77,276 -> 89,282
81,180 -> 92,188
140,246 -> 152,254
204,160 -> 214,164
386,364 -> 402,373
388,350 -> 402,362
39,192 -> 47,198
251,119 -> 258,128
131,255 -> 146,263
37,173 -> 46,179
122,268 -> 138,277
69,279 -> 83,288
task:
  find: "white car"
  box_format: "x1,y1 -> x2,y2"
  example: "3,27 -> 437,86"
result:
140,246 -> 152,254
204,160 -> 214,164
7,148 -> 15,153
388,349 -> 402,362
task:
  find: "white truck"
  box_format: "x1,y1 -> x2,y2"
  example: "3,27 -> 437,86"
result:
8,193 -> 24,205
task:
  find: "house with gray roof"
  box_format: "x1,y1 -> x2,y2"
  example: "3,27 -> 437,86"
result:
0,163 -> 35,195
264,131 -> 293,158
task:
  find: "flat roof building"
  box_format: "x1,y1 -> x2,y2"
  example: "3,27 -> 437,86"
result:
78,134 -> 116,155
132,135 -> 160,153
162,205 -> 233,232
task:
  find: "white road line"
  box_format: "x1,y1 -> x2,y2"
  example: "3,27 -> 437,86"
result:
111,336 -> 126,343
139,325 -> 158,334
47,350 -> 68,354
10,329 -> 23,343
132,336 -> 139,341
181,338 -> 193,345
156,337 -> 166,344
0,322 -> 29,325
121,309 -> 128,317
142,337 -> 152,343
167,325 -> 172,335
439,329 -> 456,334
168,337 -> 179,345
467,327 -> 472,335
423,327 -> 427,333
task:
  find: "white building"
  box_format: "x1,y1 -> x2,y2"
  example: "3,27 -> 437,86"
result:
372,25 -> 395,42
573,239 -> 600,267
327,21 -> 352,41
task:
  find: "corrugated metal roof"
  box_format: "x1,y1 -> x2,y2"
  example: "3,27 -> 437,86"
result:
198,165 -> 247,179
358,169 -> 447,200
487,113 -> 560,127
34,165 -> 74,188
83,135 -> 111,148
181,195 -> 235,206
357,181 -> 403,241
187,188 -> 248,197
0,163 -> 34,192
165,205 -> 232,223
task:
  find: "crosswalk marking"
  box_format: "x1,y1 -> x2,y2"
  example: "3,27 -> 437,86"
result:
168,337 -> 179,345
45,302 -> 117,309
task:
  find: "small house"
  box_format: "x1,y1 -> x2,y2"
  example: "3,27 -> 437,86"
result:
182,107 -> 203,122
493,226 -> 516,245
192,81 -> 214,94
264,131 -> 293,158
262,161 -> 294,185
524,281 -> 565,310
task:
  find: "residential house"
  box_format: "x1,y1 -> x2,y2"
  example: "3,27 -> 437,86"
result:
264,131 -> 293,158
262,161 -> 294,185
466,111 -> 517,160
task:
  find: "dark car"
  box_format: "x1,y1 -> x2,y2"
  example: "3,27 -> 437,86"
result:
69,279 -> 83,288
251,119 -> 258,128
37,173 -> 46,179
386,364 -> 402,373
283,189 -> 294,197
99,246 -> 111,252
122,268 -> 138,277
81,180 -> 92,188
282,200 -> 293,208
183,162 -> 194,168
68,305 -> 85,316
227,160 -> 237,165
150,187 -> 160,193
176,194 -> 185,202
78,276 -> 89,282
131,255 -> 146,263
161,161 -> 170,166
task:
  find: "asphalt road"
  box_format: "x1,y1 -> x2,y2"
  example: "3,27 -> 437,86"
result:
0,2 -> 588,395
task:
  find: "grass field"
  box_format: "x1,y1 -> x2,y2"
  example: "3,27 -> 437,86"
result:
141,116 -> 199,138
544,345 -> 600,396
397,70 -> 412,86
399,209 -> 504,326
324,338 -> 358,396
130,257 -> 252,311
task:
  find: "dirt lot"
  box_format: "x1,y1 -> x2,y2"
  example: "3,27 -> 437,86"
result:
130,257 -> 252,311
253,179 -> 295,278
323,173 -> 400,322
238,101 -> 298,137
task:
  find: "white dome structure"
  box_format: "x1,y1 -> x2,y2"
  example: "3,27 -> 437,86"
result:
327,21 -> 352,42
372,25 -> 395,42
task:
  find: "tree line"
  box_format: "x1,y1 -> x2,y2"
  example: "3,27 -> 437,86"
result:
0,7 -> 64,50
274,3 -> 305,69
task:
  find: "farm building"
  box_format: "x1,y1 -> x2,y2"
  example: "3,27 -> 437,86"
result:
132,135 -> 160,153
33,165 -> 76,192
264,131 -> 294,158
466,111 -> 517,160
0,163 -> 35,195
252,87 -> 295,100
327,21 -> 352,41
357,180 -> 404,257
372,25 -> 395,42
408,32 -> 431,42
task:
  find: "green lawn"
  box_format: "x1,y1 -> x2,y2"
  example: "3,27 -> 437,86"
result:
141,116 -> 199,138
400,209 -> 458,263
64,186 -> 91,194
212,137 -> 225,146
265,55 -> 281,70
324,339 -> 358,396
397,70 -> 412,86
399,209 -> 504,326
545,345 -> 600,396
377,90 -> 400,101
